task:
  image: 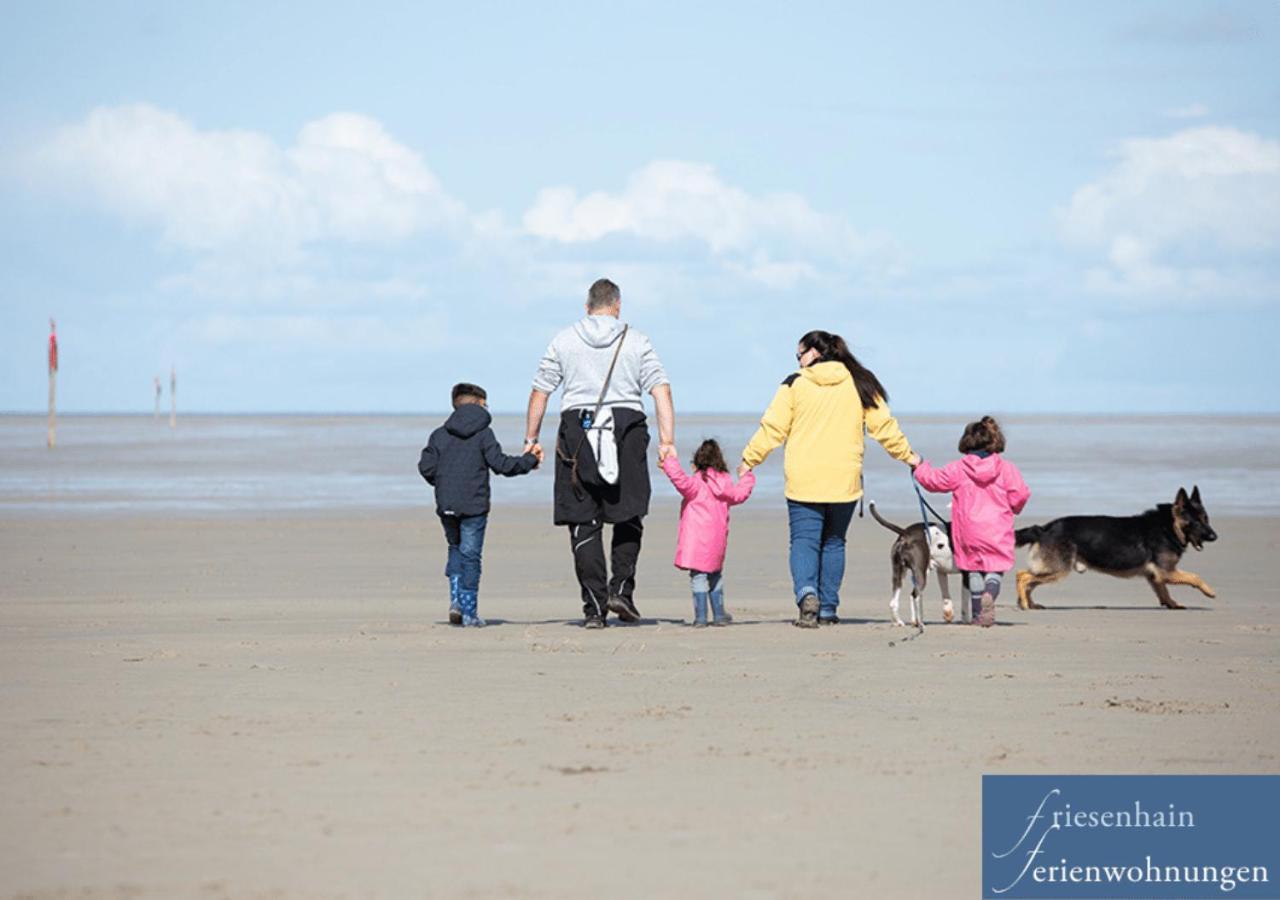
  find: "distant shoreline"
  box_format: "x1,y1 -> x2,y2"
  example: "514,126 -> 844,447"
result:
5,414 -> 1278,518
4,411 -> 1280,420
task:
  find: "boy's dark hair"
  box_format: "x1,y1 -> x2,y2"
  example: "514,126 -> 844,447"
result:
692,438 -> 728,474
587,278 -> 621,311
451,382 -> 487,408
958,416 -> 1006,454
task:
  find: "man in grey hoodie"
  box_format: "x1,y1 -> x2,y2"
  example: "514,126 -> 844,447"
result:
524,279 -> 676,628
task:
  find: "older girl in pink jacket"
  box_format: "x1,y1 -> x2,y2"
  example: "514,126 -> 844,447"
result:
912,417 -> 1030,627
660,439 -> 756,626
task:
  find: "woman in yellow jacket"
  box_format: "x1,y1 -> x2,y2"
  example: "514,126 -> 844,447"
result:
739,330 -> 919,628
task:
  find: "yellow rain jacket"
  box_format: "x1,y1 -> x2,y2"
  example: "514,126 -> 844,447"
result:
742,361 -> 913,503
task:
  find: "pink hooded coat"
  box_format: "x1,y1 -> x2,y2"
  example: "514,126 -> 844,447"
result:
913,454 -> 1030,572
660,456 -> 755,573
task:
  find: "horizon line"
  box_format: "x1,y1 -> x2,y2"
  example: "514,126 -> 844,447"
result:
4,409 -> 1280,419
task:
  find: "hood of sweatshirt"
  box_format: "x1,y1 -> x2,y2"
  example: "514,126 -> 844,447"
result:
960,452 -> 1004,486
700,468 -> 732,490
572,314 -> 626,349
444,403 -> 491,439
800,360 -> 851,387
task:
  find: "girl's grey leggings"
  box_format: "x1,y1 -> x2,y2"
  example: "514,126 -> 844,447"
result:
690,570 -> 723,594
966,572 -> 1003,598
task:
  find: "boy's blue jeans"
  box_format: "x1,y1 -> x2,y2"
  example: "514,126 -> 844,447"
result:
440,513 -> 488,593
786,500 -> 857,615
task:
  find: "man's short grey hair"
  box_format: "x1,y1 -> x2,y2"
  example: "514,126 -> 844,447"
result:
587,278 -> 621,311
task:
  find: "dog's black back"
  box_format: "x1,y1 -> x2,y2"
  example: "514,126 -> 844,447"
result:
1016,488 -> 1217,576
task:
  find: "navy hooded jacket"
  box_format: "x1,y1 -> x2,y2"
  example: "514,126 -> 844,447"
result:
418,404 -> 537,517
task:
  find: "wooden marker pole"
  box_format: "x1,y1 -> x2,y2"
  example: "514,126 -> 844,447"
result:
47,319 -> 58,449
169,365 -> 176,429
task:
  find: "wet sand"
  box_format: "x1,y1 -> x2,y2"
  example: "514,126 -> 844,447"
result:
1,506 -> 1277,898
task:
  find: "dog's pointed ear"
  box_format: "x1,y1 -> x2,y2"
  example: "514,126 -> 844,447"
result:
1172,489 -> 1189,545
1191,485 -> 1202,504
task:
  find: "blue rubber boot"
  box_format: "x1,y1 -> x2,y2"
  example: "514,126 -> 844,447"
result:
691,591 -> 709,628
448,575 -> 463,625
710,587 -> 733,626
458,590 -> 485,627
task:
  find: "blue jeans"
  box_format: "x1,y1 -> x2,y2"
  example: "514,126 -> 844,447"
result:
787,500 -> 857,615
440,513 -> 488,593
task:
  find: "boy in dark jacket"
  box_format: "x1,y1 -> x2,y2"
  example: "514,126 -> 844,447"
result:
418,383 -> 542,626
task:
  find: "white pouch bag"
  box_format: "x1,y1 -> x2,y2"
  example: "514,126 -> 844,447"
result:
586,406 -> 619,485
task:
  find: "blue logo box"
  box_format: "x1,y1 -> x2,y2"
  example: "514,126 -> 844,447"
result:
983,776 -> 1280,898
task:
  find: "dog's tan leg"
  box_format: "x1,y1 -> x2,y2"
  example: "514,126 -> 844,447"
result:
1145,572 -> 1183,609
1165,569 -> 1217,598
1016,569 -> 1048,610
1016,570 -> 1035,609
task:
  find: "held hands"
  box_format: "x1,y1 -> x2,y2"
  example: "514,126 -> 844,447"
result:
657,442 -> 677,463
907,453 -> 921,469
524,439 -> 544,468
737,461 -> 752,479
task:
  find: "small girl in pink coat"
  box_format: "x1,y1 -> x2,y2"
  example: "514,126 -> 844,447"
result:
911,416 -> 1030,627
660,439 -> 756,627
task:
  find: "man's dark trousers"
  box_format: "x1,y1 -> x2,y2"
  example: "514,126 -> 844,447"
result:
567,516 -> 643,619
553,407 -> 651,620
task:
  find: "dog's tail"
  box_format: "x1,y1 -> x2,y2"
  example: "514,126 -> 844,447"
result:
868,501 -> 907,536
1015,525 -> 1045,547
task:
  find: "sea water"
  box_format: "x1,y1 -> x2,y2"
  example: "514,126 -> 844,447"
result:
1,414 -> 1276,518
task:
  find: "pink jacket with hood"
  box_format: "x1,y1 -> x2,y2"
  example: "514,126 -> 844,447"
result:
660,456 -> 755,573
913,453 -> 1030,572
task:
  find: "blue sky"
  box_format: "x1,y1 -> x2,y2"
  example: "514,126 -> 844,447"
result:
1,1 -> 1277,414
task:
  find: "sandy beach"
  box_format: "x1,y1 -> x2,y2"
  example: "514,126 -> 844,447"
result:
6,0 -> 1280,892
2,503 -> 1277,899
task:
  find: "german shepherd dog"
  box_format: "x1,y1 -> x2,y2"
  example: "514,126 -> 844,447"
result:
1014,487 -> 1217,610
868,502 -> 963,625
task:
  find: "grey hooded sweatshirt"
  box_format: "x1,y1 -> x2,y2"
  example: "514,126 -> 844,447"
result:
532,315 -> 669,413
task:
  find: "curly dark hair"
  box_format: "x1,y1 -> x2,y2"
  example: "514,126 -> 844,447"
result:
692,438 -> 728,474
958,416 -> 1006,454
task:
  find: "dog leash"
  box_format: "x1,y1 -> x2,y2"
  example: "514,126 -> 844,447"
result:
911,473 -> 936,535
916,491 -> 948,529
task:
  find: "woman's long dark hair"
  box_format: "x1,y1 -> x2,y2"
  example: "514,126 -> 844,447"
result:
798,330 -> 888,410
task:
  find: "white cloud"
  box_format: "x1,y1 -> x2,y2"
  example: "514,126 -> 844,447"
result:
1060,126 -> 1280,297
1121,10 -> 1257,44
724,256 -> 820,290
157,261 -> 432,308
38,104 -> 465,253
27,105 -> 910,320
522,159 -> 903,284
1164,103 -> 1209,120
180,313 -> 448,351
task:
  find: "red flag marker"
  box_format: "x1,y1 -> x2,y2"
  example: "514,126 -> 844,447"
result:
47,319 -> 57,448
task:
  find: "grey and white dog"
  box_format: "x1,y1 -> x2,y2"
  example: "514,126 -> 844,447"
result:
868,502 -> 966,625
